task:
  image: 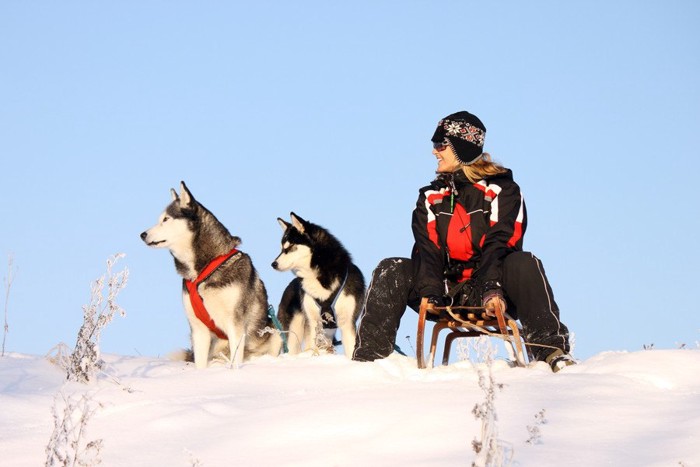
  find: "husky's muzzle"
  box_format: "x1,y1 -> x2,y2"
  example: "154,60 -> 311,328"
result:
140,231 -> 165,247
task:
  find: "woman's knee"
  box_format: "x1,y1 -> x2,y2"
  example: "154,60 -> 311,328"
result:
367,257 -> 413,301
503,251 -> 540,276
373,257 -> 412,280
502,252 -> 550,294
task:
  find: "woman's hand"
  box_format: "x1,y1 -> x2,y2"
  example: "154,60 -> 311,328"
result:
426,295 -> 446,308
482,290 -> 506,317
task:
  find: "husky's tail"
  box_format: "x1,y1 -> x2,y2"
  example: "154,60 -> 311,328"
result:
168,348 -> 194,362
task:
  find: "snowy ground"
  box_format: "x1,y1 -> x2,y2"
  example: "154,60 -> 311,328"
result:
1,348 -> 699,466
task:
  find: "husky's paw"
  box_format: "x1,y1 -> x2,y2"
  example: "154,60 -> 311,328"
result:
309,345 -> 335,356
312,335 -> 335,355
211,352 -> 231,365
211,352 -> 243,369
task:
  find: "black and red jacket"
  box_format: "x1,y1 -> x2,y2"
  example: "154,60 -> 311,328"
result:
411,168 -> 527,298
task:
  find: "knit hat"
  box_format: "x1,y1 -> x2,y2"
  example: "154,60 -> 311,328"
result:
431,111 -> 486,165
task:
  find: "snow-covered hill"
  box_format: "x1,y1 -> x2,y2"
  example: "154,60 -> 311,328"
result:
1,350 -> 699,466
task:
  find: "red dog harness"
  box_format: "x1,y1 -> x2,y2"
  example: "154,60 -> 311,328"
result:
184,248 -> 239,340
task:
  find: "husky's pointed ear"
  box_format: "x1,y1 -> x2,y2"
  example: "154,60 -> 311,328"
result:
179,181 -> 194,208
290,212 -> 306,233
170,188 -> 179,202
277,218 -> 291,232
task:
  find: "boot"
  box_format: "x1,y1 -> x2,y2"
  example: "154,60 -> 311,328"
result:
545,348 -> 576,373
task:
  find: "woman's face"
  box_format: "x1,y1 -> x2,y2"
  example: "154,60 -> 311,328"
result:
432,141 -> 462,173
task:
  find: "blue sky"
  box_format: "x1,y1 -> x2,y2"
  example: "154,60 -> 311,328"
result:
1,1 -> 698,360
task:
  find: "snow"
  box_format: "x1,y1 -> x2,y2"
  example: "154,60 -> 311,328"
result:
1,349 -> 699,466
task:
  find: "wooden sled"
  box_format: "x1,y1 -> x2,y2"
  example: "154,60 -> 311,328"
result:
416,297 -> 528,369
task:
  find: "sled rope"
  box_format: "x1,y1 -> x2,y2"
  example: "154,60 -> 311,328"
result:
443,307 -> 561,353
184,248 -> 240,340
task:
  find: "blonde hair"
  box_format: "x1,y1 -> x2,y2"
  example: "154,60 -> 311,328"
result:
460,153 -> 507,183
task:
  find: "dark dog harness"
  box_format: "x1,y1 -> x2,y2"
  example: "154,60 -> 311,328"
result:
313,269 -> 349,329
184,248 -> 240,340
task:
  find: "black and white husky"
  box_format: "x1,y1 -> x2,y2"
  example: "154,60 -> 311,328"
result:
141,181 -> 281,368
271,213 -> 365,358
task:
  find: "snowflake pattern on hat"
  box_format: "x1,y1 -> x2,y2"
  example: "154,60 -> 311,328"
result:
442,120 -> 485,148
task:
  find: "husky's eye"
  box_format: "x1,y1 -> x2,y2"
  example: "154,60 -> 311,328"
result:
162,216 -> 170,223
284,245 -> 297,254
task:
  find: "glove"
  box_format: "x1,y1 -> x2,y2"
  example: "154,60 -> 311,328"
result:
482,288 -> 506,317
426,295 -> 445,309
426,295 -> 458,320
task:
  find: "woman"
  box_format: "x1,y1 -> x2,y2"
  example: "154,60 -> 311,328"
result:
352,111 -> 575,372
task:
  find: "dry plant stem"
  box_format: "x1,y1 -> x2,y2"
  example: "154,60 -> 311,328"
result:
2,254 -> 15,357
45,392 -> 103,467
526,409 -> 547,445
470,339 -> 513,467
66,254 -> 129,383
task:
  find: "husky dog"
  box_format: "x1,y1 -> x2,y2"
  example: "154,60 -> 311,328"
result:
271,213 -> 365,358
141,181 -> 281,368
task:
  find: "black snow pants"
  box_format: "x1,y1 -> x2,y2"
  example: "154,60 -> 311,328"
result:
352,252 -> 571,362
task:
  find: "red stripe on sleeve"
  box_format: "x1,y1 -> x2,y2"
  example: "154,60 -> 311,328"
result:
507,221 -> 523,248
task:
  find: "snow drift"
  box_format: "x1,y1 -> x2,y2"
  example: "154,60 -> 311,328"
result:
1,349 -> 699,466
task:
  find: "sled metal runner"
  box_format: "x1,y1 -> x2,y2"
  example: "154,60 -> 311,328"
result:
416,297 -> 528,369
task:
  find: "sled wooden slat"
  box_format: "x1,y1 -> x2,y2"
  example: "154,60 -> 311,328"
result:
416,297 -> 528,369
